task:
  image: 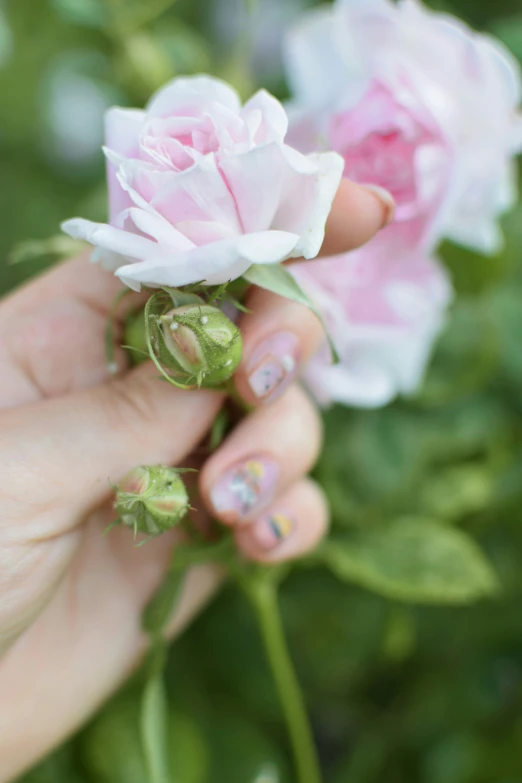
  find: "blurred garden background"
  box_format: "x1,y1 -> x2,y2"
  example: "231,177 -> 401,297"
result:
3,0 -> 522,781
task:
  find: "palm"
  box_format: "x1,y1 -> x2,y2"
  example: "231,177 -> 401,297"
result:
0,258 -> 220,780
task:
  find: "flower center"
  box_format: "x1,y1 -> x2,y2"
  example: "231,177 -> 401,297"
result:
341,130 -> 418,208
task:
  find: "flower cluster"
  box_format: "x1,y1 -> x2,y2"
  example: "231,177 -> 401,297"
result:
285,0 -> 522,406
62,0 -> 522,411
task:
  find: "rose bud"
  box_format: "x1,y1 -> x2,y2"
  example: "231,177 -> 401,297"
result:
123,308 -> 148,365
158,304 -> 242,388
115,465 -> 190,537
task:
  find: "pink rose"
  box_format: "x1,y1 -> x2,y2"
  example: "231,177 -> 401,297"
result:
293,235 -> 452,407
285,0 -> 522,253
62,75 -> 343,290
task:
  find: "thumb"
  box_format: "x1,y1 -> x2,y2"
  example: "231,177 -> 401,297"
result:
1,362 -> 223,534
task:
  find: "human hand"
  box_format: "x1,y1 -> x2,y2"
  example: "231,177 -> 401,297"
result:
0,179 -> 392,782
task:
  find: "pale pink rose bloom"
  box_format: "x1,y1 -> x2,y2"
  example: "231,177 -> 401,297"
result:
285,0 -> 522,253
293,236 -> 452,407
62,75 -> 343,290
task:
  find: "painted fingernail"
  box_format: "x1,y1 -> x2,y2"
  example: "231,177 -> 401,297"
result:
251,511 -> 295,551
361,184 -> 396,228
210,457 -> 279,524
247,332 -> 299,403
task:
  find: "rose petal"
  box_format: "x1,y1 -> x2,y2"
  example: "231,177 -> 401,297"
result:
150,155 -> 242,235
105,108 -> 146,222
61,218 -> 159,261
146,75 -> 241,118
119,208 -> 195,251
242,89 -> 289,142
115,230 -> 300,290
274,149 -> 344,259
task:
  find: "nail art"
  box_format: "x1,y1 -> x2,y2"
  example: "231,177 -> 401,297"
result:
253,511 -> 295,550
247,332 -> 299,402
210,458 -> 279,524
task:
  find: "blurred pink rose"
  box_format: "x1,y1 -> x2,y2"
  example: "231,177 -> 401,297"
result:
62,75 -> 343,290
285,0 -> 522,252
293,236 -> 452,407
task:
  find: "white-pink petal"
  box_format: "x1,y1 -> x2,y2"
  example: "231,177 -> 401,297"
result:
146,75 -> 241,118
115,230 -> 299,290
61,218 -> 159,261
242,90 -> 289,141
105,107 -> 146,222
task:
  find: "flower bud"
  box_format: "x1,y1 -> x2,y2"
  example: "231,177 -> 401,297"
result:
123,308 -> 148,366
115,465 -> 190,537
158,304 -> 242,388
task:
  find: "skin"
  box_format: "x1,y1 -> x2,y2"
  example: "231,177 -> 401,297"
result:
0,179 -> 393,782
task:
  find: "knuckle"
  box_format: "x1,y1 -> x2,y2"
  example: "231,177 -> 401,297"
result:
102,372 -> 160,433
277,386 -> 324,463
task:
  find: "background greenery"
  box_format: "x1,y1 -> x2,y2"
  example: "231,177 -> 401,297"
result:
2,0 -> 522,781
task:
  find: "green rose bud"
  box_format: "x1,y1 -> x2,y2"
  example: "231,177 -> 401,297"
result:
158,304 -> 242,388
115,466 -> 190,537
123,308 -> 148,366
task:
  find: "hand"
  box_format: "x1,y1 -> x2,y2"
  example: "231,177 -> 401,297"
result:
0,180 -> 391,782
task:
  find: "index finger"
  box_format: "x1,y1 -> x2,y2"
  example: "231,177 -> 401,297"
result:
0,253 -> 126,323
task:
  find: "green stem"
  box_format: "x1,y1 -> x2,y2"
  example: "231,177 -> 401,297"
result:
141,668 -> 171,783
247,576 -> 323,783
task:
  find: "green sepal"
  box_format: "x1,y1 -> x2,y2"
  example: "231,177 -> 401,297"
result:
160,286 -> 205,309
144,294 -> 197,390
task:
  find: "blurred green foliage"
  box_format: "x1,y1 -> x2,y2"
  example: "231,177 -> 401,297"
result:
3,0 -> 522,781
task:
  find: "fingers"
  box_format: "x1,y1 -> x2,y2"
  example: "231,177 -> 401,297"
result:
235,478 -> 329,563
198,385 -> 328,562
0,255 -> 147,405
232,179 -> 395,407
0,362 -> 222,534
319,179 -> 395,257
0,254 -> 125,323
200,383 -> 323,524
234,285 -> 325,406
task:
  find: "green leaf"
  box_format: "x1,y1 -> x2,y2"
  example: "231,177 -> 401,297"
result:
0,9 -> 13,69
81,692 -> 207,783
9,235 -> 87,265
16,746 -> 86,783
204,712 -> 289,783
251,765 -> 280,783
321,518 -> 499,605
419,464 -> 494,522
210,408 -> 231,451
50,0 -> 108,28
81,695 -> 148,783
242,264 -> 339,363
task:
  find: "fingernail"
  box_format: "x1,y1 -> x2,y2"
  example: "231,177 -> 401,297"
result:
251,511 -> 295,551
247,332 -> 300,403
361,184 -> 396,228
210,457 -> 279,524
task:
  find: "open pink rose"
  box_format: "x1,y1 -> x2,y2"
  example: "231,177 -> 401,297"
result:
285,0 -> 522,253
293,235 -> 452,407
62,75 -> 343,290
